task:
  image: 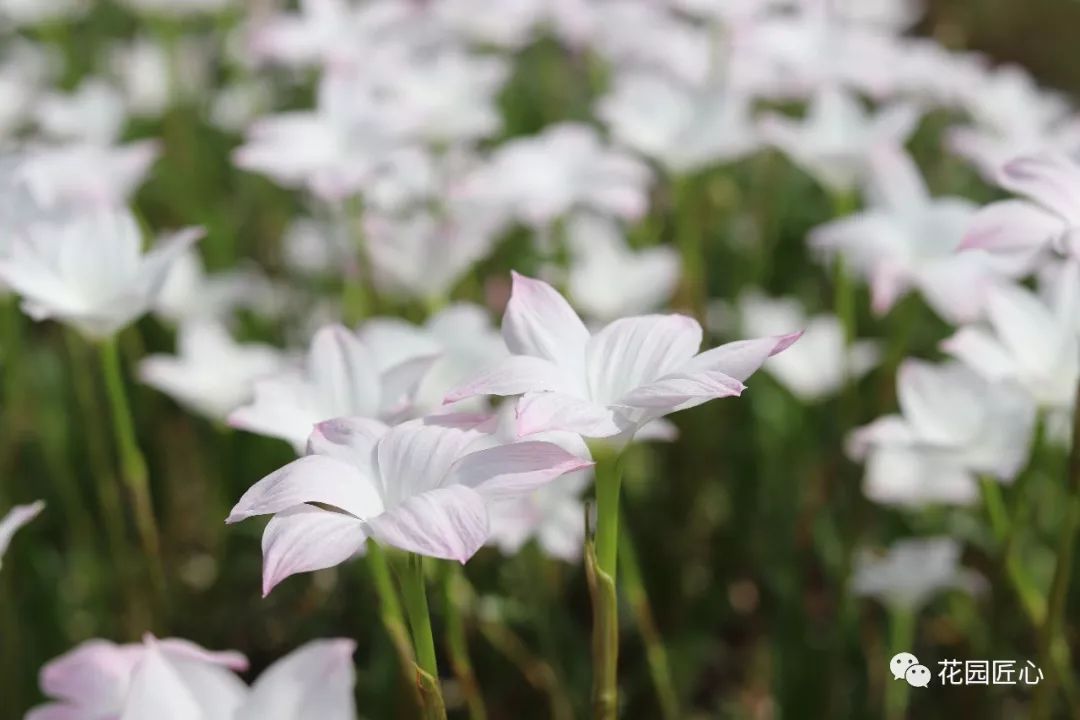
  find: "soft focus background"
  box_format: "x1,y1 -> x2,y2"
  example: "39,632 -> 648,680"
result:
2,1 -> 1080,718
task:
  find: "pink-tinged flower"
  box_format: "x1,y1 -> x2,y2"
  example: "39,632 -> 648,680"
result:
0,500 -> 43,569
0,208 -> 202,338
454,124 -> 652,229
735,290 -> 880,402
444,272 -> 800,440
848,360 -> 1036,508
810,147 -> 1026,323
596,69 -> 759,174
584,1 -> 711,85
760,84 -> 920,195
29,636 -> 357,720
27,635 -> 249,720
942,266 -> 1079,442
565,213 -> 680,322
140,321 -> 286,423
16,141 -> 160,210
853,538 -> 984,612
154,248 -> 285,324
963,154 -> 1080,261
235,639 -> 357,720
229,325 -> 437,453
227,418 -> 593,593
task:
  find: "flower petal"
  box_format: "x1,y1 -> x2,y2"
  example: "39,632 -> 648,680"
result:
962,199 -> 1063,254
442,355 -> 574,404
375,421 -> 486,504
682,332 -> 802,383
261,506 -> 368,597
366,485 -> 489,563
515,392 -> 629,438
0,500 -> 44,564
226,455 -> 384,523
502,272 -> 590,380
448,441 -> 594,500
1001,154 -> 1080,225
585,314 -> 702,404
239,639 -> 357,720
618,370 -> 745,412
306,417 -> 388,476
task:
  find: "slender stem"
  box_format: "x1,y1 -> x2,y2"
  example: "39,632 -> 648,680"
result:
883,608 -> 916,720
618,520 -> 679,720
399,554 -> 440,682
1033,385 -> 1080,719
590,451 -> 626,719
98,334 -> 166,605
365,541 -> 425,714
979,477 -> 1046,625
441,564 -> 487,720
674,174 -> 706,322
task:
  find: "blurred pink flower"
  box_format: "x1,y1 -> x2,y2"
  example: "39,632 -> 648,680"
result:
227,418 -> 593,592
963,154 -> 1080,261
444,272 -> 799,439
16,140 -> 160,210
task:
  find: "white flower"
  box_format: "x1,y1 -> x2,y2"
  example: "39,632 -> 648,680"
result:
760,84 -> 920,194
736,291 -> 880,402
0,500 -> 43,570
848,360 -> 1036,508
16,141 -> 161,210
810,147 -> 1025,324
853,538 -> 984,612
140,321 -> 286,422
34,78 -> 127,145
455,123 -> 652,229
565,213 -> 680,322
597,70 -> 759,174
0,208 -> 201,338
155,248 -> 285,323
229,325 -> 437,452
280,217 -> 355,278
0,0 -> 87,27
117,0 -> 231,17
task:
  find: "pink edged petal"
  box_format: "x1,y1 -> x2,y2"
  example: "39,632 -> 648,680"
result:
618,369 -> 745,412
1001,154 -> 1080,225
226,455 -> 384,524
261,505 -> 368,597
869,261 -> 911,316
447,441 -> 595,500
38,639 -> 140,713
239,639 -> 357,720
442,355 -> 575,404
366,485 -> 489,563
961,199 -> 1064,254
515,392 -> 629,438
585,314 -> 703,404
502,271 -> 590,377
119,647 -> 203,720
682,332 -> 802,383
306,417 -> 388,472
154,639 -> 248,672
26,704 -> 85,720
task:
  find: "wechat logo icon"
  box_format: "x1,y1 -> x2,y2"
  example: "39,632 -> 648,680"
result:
891,652 -> 931,687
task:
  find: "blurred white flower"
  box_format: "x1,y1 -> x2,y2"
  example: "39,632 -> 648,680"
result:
810,147 -> 1025,323
736,291 -> 880,402
0,0 -> 86,27
565,213 -> 680,322
358,304 -> 507,415
109,36 -> 211,117
140,321 -> 286,422
16,140 -> 160,210
281,217 -> 355,278
118,0 -> 232,17
155,248 -> 285,323
363,208 -> 504,303
597,70 -> 759,174
0,500 -> 43,570
34,78 -> 127,145
585,1 -> 711,85
848,360 -> 1036,508
455,124 -> 652,229
28,636 -> 357,720
0,208 -> 201,338
942,266 -> 1079,442
760,85 -> 920,195
0,40 -> 57,141
230,324 -> 437,452
209,80 -> 274,134
853,537 -> 984,612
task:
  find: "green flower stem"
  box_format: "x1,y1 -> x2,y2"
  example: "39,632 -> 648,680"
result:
98,334 -> 166,607
618,520 -> 679,720
365,542 -> 424,712
1033,384 -> 1080,719
674,175 -> 706,322
441,564 -> 487,720
398,553 -> 445,719
590,450 -> 626,719
883,608 -> 915,720
979,477 -> 1045,625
